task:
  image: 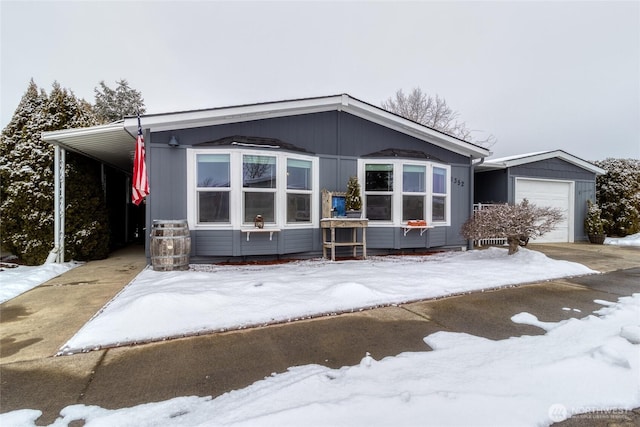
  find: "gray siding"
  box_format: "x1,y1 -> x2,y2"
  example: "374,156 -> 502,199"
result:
510,158 -> 595,181
148,111 -> 474,259
574,180 -> 597,241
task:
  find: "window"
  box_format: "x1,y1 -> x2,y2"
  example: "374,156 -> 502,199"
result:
196,154 -> 230,223
360,160 -> 450,226
243,155 -> 276,223
188,149 -> 318,229
402,164 -> 426,221
432,166 -> 448,222
287,159 -> 312,223
365,164 -> 393,221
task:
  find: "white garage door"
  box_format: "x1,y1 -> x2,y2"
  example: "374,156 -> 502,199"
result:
515,178 -> 573,243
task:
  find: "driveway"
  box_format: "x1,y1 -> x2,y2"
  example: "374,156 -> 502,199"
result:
1,243 -> 638,426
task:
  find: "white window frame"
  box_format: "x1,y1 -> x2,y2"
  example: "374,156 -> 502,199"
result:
187,148 -> 319,230
358,159 -> 451,227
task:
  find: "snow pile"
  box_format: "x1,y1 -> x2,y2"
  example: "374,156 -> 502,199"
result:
60,247 -> 595,354
605,233 -> 640,247
5,294 -> 639,427
0,262 -> 78,304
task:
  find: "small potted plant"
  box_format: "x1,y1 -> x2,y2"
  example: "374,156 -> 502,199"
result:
585,200 -> 605,244
345,176 -> 362,218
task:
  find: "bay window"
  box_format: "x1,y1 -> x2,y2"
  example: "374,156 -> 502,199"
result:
188,149 -> 318,229
360,160 -> 450,226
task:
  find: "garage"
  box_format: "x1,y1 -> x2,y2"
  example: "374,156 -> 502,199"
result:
474,150 -> 605,243
515,178 -> 573,243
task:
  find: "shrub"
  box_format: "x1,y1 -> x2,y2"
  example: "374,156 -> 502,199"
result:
461,199 -> 563,255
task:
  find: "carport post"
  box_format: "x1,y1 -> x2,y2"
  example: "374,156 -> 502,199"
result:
53,144 -> 66,263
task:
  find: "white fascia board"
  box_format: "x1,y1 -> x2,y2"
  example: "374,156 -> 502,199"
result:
342,97 -> 490,159
483,150 -> 605,175
42,121 -> 128,142
124,96 -> 345,134
123,94 -> 490,159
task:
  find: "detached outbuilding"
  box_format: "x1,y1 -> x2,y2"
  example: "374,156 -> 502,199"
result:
44,94 -> 490,262
474,150 -> 605,243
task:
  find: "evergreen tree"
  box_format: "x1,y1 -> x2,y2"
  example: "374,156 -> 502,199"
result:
1,80 -> 53,264
1,80 -> 110,264
94,79 -> 145,123
594,158 -> 640,237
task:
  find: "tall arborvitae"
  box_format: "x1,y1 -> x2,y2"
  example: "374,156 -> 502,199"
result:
1,80 -> 110,264
595,158 -> 640,237
1,80 -> 54,264
94,79 -> 145,124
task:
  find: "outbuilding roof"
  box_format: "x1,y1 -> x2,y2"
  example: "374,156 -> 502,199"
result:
42,94 -> 490,172
476,150 -> 605,175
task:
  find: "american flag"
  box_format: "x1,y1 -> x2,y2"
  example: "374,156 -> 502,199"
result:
132,113 -> 149,205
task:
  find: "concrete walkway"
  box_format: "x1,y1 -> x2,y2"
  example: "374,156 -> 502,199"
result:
1,243 -> 638,426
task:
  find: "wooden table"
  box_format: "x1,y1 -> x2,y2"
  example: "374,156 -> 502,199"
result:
320,218 -> 368,261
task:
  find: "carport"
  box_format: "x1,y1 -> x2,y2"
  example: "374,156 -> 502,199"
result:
42,120 -> 141,262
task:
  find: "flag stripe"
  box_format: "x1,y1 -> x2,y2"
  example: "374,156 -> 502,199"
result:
132,114 -> 149,205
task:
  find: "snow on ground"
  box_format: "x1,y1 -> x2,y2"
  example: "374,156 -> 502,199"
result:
59,247 -> 595,354
4,293 -> 639,427
0,261 -> 78,304
605,232 -> 640,247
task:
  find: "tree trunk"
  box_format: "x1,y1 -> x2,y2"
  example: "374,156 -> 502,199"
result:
507,236 -> 520,255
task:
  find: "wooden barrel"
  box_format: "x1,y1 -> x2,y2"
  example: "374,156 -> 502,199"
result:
150,220 -> 191,271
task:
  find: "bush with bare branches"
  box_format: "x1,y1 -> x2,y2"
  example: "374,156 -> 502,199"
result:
461,200 -> 564,254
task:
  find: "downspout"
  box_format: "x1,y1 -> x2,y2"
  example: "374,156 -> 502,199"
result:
467,156 -> 484,251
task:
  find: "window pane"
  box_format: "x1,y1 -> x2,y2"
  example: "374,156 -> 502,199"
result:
366,195 -> 392,220
243,155 -> 276,188
197,154 -> 230,187
244,192 -> 275,223
403,195 -> 424,221
432,196 -> 446,221
403,165 -> 425,192
365,164 -> 393,191
287,193 -> 311,222
433,167 -> 447,194
287,159 -> 312,190
198,192 -> 229,223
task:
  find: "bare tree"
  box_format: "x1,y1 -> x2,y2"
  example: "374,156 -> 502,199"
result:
461,200 -> 564,255
381,87 -> 495,147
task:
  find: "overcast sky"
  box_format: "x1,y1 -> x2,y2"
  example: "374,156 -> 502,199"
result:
1,0 -> 638,161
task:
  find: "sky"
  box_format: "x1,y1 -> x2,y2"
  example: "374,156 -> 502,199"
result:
1,0 -> 639,161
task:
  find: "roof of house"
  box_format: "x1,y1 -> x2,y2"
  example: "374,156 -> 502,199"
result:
42,94 -> 491,172
476,149 -> 605,175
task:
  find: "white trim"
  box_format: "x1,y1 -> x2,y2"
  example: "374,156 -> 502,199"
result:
42,95 -> 490,174
514,177 -> 575,243
122,95 -> 489,158
358,159 -> 452,228
479,150 -> 605,175
187,148 -> 319,231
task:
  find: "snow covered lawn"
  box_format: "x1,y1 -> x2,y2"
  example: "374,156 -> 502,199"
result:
5,293 -> 639,427
60,247 -> 595,354
0,261 -> 78,304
